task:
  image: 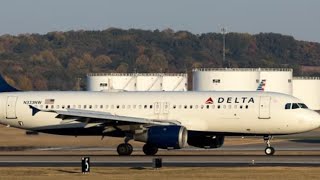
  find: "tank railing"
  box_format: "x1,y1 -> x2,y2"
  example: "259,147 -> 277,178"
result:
192,68 -> 293,72
87,73 -> 188,77
293,77 -> 320,80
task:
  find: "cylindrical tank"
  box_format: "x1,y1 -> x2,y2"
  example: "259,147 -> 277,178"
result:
259,68 -> 293,95
136,75 -> 162,91
162,74 -> 188,91
87,73 -> 188,92
86,73 -> 137,91
192,68 -> 260,91
86,74 -> 109,91
293,77 -> 320,110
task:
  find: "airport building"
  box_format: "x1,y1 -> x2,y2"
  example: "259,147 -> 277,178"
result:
293,77 -> 320,110
86,73 -> 188,92
192,68 -> 293,95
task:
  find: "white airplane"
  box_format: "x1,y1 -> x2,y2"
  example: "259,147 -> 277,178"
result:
0,75 -> 319,156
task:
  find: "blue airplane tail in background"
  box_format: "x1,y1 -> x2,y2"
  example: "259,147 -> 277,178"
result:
0,74 -> 19,92
257,79 -> 266,91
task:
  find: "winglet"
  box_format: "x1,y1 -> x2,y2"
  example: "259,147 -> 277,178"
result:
0,75 -> 19,92
29,105 -> 41,116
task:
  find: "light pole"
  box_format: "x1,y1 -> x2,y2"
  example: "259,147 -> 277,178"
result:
221,27 -> 230,68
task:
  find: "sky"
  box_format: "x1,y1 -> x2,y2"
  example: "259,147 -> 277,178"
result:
0,0 -> 319,42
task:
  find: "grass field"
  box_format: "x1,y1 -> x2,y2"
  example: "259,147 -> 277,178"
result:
0,167 -> 319,180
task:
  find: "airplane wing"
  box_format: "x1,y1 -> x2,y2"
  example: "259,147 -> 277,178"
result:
29,105 -> 180,127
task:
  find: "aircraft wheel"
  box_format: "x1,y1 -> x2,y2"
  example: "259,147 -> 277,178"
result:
117,143 -> 133,156
265,147 -> 275,156
143,144 -> 158,156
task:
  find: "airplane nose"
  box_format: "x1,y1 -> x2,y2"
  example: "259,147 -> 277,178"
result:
310,111 -> 320,129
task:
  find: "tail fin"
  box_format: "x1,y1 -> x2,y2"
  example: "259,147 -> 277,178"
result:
0,75 -> 19,92
257,79 -> 266,91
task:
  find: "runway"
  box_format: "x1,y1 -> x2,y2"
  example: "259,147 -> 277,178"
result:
0,155 -> 320,167
1,134 -> 320,167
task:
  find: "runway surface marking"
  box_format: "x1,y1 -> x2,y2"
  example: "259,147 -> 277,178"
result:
0,155 -> 319,167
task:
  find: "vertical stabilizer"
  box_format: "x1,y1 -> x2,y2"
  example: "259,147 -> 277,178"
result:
0,75 -> 19,92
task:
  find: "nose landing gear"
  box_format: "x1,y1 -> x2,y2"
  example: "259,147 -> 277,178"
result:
264,135 -> 275,156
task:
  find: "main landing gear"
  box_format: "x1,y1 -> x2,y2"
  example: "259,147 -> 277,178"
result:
117,143 -> 159,156
117,136 -> 133,156
264,135 -> 275,156
116,136 -> 160,156
117,143 -> 133,156
142,144 -> 158,156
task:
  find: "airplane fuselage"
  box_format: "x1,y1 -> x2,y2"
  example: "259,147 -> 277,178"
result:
0,91 -> 319,136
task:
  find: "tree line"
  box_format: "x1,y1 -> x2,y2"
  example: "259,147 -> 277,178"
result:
0,28 -> 319,90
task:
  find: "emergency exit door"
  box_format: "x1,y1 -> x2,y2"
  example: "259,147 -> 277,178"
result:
6,96 -> 18,119
259,96 -> 271,119
154,102 -> 161,114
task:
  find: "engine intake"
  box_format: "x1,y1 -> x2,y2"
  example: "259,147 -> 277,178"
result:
134,125 -> 188,149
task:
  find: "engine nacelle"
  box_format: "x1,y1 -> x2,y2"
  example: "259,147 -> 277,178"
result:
188,132 -> 224,149
134,126 -> 188,149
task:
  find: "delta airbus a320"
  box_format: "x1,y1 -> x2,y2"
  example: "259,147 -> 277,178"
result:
0,75 -> 319,156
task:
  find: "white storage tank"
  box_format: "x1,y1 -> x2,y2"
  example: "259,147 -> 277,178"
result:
192,68 -> 260,91
87,73 -> 188,92
259,68 -> 293,95
87,73 -> 137,91
293,77 -> 320,110
162,74 -> 188,91
136,75 -> 162,91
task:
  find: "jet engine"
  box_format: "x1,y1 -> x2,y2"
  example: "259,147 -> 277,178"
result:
187,132 -> 224,149
134,125 -> 188,149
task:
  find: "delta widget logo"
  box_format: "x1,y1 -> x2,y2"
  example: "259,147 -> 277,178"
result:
205,97 -> 214,104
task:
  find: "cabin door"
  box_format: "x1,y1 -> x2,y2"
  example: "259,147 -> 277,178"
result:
6,96 -> 18,119
259,96 -> 271,119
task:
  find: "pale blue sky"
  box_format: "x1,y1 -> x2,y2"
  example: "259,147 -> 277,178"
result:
0,0 -> 319,42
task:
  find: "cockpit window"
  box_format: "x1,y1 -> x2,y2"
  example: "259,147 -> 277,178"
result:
298,103 -> 308,109
285,103 -> 291,109
292,103 -> 300,109
285,103 -> 308,110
